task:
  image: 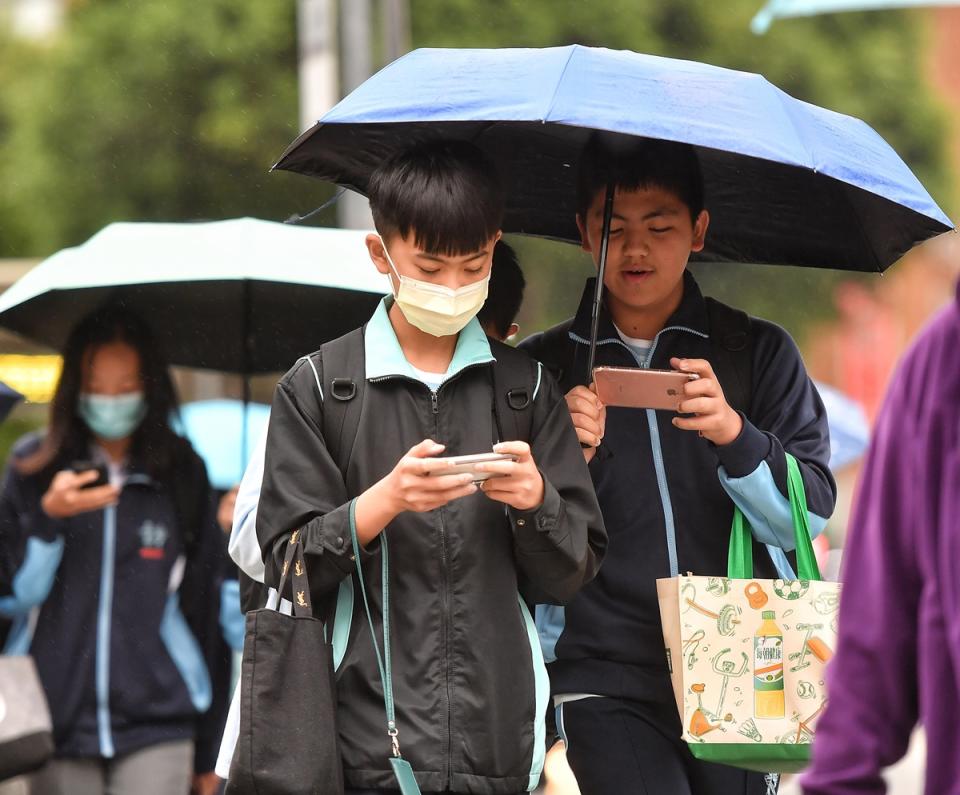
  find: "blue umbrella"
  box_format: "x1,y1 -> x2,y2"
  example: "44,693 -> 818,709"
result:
178,400 -> 271,491
274,46 -> 951,273
273,46 -> 950,376
751,1 -> 960,34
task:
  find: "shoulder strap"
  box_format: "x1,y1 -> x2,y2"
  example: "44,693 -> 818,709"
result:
490,343 -> 539,444
529,321 -> 581,391
705,297 -> 754,416
312,328 -> 367,481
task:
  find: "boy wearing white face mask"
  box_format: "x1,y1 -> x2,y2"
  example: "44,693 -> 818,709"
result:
254,140 -> 606,795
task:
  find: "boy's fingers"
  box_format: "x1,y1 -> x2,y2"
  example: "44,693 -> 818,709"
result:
566,394 -> 603,419
575,427 -> 602,448
567,385 -> 603,409
493,441 -> 530,459
473,460 -> 519,477
682,378 -> 719,398
408,439 -> 445,458
676,397 -> 716,416
671,357 -> 714,380
570,412 -> 603,439
413,471 -> 474,490
414,457 -> 456,476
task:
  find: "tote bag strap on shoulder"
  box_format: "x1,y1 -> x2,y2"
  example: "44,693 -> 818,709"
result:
727,453 -> 822,582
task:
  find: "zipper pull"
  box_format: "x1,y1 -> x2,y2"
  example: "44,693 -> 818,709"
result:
431,391 -> 439,414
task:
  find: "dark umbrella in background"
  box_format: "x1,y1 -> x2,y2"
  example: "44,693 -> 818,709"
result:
273,45 -> 952,377
0,217 -> 387,464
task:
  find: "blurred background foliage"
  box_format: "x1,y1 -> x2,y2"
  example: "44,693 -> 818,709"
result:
0,0 -> 951,347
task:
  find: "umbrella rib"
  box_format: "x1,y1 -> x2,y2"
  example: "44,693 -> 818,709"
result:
542,45 -> 579,124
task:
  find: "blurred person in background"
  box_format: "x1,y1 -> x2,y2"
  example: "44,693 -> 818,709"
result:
803,282 -> 960,795
0,307 -> 225,795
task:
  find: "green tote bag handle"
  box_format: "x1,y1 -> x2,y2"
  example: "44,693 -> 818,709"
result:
726,453 -> 822,582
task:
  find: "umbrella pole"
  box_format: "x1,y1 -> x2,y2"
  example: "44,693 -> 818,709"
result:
586,182 -> 615,382
241,280 -> 252,474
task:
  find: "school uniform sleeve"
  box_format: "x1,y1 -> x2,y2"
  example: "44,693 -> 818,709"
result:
508,364 -> 607,604
227,425 -> 267,584
256,358 -> 368,599
714,319 -> 836,555
176,455 -> 233,776
0,439 -> 66,616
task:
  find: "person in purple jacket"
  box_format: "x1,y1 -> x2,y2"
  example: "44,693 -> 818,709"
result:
802,282 -> 960,795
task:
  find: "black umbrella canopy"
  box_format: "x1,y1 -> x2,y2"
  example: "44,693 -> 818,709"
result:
274,46 -> 953,273
0,220 -> 388,374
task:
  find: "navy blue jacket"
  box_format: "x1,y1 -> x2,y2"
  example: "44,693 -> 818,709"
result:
0,434 -> 223,769
521,274 -> 836,710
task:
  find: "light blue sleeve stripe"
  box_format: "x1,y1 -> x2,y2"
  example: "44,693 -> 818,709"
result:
534,604 -> 565,664
219,580 -> 245,652
159,593 -> 213,712
96,506 -> 117,758
0,536 -> 65,616
520,597 -> 549,791
718,460 -> 828,551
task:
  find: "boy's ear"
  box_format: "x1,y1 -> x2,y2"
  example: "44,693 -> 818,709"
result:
575,213 -> 593,254
690,210 -> 710,253
365,233 -> 392,276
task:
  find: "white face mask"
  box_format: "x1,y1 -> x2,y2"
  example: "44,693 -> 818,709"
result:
380,237 -> 490,338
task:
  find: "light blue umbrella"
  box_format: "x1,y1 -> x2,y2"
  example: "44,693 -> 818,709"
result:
0,218 -> 387,373
179,400 -> 271,491
816,382 -> 870,471
752,0 -> 960,33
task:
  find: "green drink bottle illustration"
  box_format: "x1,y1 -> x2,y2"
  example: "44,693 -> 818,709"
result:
754,610 -> 785,719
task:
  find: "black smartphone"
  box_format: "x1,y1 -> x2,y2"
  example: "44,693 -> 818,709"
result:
70,460 -> 110,489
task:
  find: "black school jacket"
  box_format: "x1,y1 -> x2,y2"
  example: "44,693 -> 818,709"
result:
521,274 -> 836,714
255,305 -> 606,794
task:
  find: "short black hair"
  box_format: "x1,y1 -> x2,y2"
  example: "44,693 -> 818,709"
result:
368,139 -> 505,256
477,240 -> 526,340
576,134 -> 704,221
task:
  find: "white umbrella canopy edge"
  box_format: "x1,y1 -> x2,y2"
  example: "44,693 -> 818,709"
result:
0,218 -> 389,314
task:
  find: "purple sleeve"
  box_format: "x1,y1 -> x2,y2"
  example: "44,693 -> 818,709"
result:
802,374 -> 922,794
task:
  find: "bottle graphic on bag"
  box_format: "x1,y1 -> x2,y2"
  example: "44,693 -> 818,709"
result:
754,610 -> 785,719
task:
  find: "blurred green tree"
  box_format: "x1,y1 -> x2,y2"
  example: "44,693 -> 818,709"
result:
0,0 -> 950,344
0,0 -> 333,257
413,0 -> 952,342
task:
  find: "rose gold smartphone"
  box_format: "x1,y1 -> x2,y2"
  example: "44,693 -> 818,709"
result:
427,452 -> 519,483
593,366 -> 698,410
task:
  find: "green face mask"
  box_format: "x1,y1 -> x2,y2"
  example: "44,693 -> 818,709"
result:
77,392 -> 147,440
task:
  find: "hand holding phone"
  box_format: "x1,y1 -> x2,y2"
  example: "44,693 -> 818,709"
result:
426,452 -> 519,484
41,464 -> 118,519
593,366 -> 699,411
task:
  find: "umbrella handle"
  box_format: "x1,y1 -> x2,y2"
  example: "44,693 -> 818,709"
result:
586,182 -> 616,382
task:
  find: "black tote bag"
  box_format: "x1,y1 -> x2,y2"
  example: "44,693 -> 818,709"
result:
226,530 -> 344,795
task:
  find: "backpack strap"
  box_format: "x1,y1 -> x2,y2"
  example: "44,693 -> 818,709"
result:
490,342 -> 539,444
705,297 -> 754,416
309,328 -> 367,480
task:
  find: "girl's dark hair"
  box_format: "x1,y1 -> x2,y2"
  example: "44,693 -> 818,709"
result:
576,134 -> 704,221
18,306 -> 183,481
368,139 -> 505,256
477,240 -> 526,340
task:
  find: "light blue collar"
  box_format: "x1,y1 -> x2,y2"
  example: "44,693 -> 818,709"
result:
364,297 -> 495,385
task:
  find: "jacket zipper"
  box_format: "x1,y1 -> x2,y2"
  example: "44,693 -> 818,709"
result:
370,363 -> 492,788
431,386 -> 454,788
571,325 -> 707,577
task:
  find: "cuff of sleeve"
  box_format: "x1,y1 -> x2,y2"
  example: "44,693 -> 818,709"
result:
508,475 -> 565,547
714,414 -> 772,478
301,501 -> 372,576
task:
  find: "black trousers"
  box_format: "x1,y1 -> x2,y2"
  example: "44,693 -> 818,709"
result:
558,697 -> 777,795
